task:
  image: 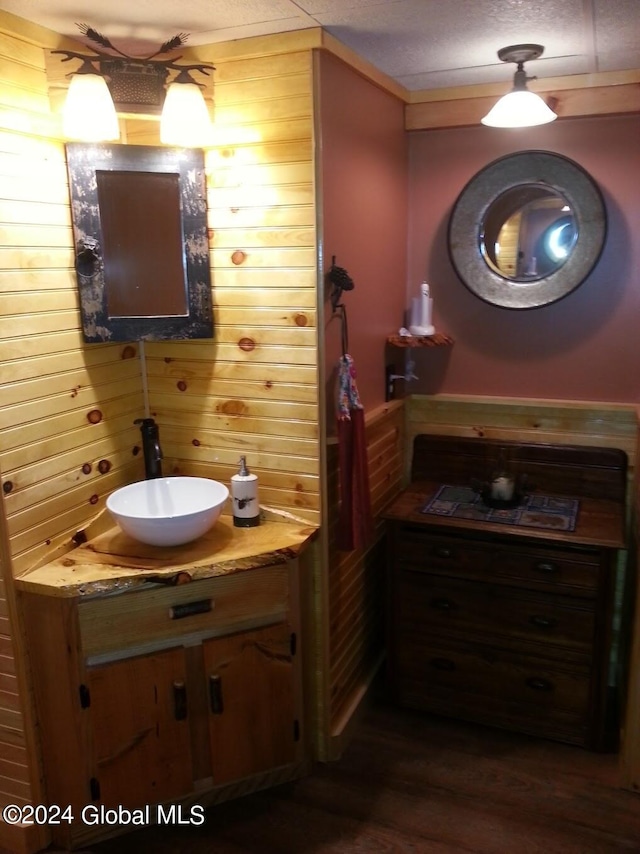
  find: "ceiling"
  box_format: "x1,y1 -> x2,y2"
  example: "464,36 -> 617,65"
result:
1,0 -> 639,92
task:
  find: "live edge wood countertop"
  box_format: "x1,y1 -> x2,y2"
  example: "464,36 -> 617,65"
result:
15,507 -> 318,599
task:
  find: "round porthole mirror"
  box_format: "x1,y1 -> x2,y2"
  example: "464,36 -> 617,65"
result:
448,151 -> 606,309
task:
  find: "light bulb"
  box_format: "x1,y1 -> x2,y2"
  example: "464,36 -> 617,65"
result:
63,73 -> 120,141
160,82 -> 212,147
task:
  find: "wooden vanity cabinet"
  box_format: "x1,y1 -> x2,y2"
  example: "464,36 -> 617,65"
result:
21,560 -> 303,848
203,622 -> 296,786
84,646 -> 194,809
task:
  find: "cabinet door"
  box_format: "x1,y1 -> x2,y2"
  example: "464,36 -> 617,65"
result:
204,623 -> 296,786
86,647 -> 193,808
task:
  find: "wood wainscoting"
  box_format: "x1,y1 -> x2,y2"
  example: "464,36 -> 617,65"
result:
321,401 -> 404,760
406,395 -> 638,504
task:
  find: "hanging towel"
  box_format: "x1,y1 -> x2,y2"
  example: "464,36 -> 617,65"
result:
336,354 -> 374,551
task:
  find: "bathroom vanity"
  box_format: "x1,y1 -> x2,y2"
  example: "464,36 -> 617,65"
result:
17,511 -> 316,849
384,435 -> 628,750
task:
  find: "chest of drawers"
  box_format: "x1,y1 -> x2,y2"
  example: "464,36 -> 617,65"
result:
386,521 -> 619,747
383,437 -> 627,750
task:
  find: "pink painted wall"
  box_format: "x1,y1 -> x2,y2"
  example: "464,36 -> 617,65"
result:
407,115 -> 640,402
318,51 -> 408,425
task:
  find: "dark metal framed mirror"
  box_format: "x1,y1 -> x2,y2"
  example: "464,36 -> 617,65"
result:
66,143 -> 213,342
448,151 -> 607,309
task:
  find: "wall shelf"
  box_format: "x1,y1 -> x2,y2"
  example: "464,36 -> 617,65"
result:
387,332 -> 454,348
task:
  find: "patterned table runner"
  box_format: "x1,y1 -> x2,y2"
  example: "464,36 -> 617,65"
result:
420,485 -> 579,532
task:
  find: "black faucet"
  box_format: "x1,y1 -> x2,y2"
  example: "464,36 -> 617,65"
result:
134,417 -> 163,479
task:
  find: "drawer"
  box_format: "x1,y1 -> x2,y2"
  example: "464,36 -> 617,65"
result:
393,525 -> 602,595
393,637 -> 591,726
395,529 -> 492,576
494,545 -> 601,595
79,563 -> 290,659
395,573 -> 595,657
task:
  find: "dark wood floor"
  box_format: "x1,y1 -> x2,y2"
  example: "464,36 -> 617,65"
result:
78,702 -> 640,853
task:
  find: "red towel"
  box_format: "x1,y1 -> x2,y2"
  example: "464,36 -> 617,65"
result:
336,355 -> 374,551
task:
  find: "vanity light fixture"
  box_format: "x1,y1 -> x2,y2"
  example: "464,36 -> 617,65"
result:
481,44 -> 557,128
53,24 -> 214,145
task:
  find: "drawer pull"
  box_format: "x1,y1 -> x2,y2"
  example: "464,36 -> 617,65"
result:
526,677 -> 554,692
430,598 -> 455,611
533,561 -> 558,575
430,657 -> 456,671
529,615 -> 558,629
169,598 -> 212,620
434,547 -> 453,559
173,680 -> 188,720
209,674 -> 224,714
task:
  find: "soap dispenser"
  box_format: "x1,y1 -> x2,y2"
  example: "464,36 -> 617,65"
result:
231,456 -> 260,527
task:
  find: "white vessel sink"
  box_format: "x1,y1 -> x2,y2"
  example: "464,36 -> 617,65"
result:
106,477 -> 229,547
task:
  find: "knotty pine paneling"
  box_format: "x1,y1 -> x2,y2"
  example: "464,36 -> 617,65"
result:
326,404 -> 404,734
0,615 -> 30,809
0,73 -> 145,580
0,24 -> 146,827
144,49 -> 320,524
406,395 -> 638,483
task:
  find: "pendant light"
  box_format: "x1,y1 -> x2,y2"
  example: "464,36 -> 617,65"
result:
481,44 -> 557,128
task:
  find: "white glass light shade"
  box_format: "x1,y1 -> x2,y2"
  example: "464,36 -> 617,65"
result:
160,82 -> 212,147
481,89 -> 557,128
63,73 -> 120,141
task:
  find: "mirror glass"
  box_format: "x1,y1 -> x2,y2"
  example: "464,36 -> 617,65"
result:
66,143 -> 213,342
96,170 -> 188,318
448,151 -> 606,309
481,185 -> 577,281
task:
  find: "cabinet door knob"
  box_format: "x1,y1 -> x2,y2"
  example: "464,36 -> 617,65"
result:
173,680 -> 188,720
529,614 -> 558,629
526,677 -> 554,692
534,561 -> 558,575
430,657 -> 456,671
435,547 -> 453,559
209,674 -> 224,714
430,597 -> 455,611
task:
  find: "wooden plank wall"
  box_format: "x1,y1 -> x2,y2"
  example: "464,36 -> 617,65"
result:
0,18 -> 140,850
0,21 -> 62,830
325,402 -> 404,757
406,395 -> 638,484
126,49 -> 320,524
0,32 -> 145,583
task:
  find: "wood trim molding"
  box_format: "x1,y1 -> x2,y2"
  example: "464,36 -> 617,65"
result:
0,8 -> 80,50
407,69 -> 640,103
406,71 -> 640,130
0,816 -> 49,854
319,31 -> 407,101
326,399 -> 404,446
